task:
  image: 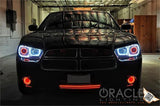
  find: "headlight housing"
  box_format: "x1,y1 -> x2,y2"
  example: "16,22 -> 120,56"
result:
18,45 -> 43,62
114,44 -> 140,61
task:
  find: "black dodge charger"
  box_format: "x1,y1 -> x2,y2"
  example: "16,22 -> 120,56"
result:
16,10 -> 142,94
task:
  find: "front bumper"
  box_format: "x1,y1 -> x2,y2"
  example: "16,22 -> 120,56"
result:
16,55 -> 142,90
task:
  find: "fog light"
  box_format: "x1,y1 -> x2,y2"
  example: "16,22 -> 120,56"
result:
23,77 -> 31,85
127,76 -> 136,84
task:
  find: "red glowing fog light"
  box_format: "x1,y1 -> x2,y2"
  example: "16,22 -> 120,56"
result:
23,77 -> 31,85
127,76 -> 136,84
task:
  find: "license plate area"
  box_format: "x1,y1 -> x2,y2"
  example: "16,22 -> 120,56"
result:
67,74 -> 91,84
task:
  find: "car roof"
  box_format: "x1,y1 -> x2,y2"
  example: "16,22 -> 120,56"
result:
49,10 -> 109,14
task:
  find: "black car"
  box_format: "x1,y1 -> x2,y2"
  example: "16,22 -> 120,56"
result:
16,10 -> 142,94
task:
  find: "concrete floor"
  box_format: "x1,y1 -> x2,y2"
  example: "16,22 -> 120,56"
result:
0,54 -> 160,105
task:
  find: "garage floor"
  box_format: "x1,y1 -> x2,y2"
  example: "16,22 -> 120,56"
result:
0,54 -> 160,105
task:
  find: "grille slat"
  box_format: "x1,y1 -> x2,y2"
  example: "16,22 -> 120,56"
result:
42,59 -> 77,71
45,49 -> 77,58
80,48 -> 113,57
81,59 -> 116,70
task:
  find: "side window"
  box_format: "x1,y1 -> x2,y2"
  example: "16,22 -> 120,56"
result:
105,13 -> 118,29
110,18 -> 117,29
105,13 -> 112,25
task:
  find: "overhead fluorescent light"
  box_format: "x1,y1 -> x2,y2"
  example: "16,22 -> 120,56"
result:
73,8 -> 91,10
129,0 -> 145,4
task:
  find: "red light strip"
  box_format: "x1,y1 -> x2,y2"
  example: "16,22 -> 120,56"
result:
59,84 -> 101,90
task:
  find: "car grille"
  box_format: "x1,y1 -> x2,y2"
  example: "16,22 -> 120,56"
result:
80,48 -> 113,57
41,48 -> 116,71
44,49 -> 77,58
42,59 -> 78,71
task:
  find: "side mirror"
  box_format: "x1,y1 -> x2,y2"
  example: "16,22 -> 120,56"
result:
28,25 -> 37,31
121,24 -> 132,30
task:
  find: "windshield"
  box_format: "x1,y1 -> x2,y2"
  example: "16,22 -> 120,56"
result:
38,11 -> 119,30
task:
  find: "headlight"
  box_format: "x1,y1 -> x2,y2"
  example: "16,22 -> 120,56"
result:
18,45 -> 43,62
114,44 -> 140,61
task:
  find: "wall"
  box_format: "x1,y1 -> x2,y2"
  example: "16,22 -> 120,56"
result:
39,8 -> 49,25
0,0 -> 22,58
25,1 -> 49,34
157,0 -> 160,52
25,0 -> 39,34
117,0 -> 160,51
38,8 -> 60,25
118,0 -> 157,19
0,0 -> 46,58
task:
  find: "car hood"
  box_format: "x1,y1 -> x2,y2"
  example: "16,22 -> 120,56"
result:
20,29 -> 138,50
